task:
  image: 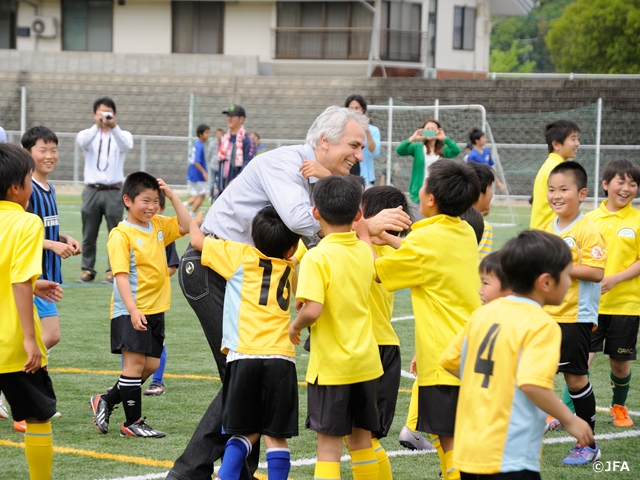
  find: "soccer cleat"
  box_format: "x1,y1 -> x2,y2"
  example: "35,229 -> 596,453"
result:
610,404 -> 634,427
120,418 -> 166,438
101,271 -> 114,284
544,414 -> 564,433
90,394 -> 114,434
562,443 -> 601,465
144,382 -> 165,396
52,411 -> 62,418
13,420 -> 26,433
76,270 -> 95,283
0,392 -> 9,419
398,425 -> 435,451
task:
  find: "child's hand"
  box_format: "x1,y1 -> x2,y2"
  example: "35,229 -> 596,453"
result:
157,178 -> 175,200
23,337 -> 42,374
563,415 -> 594,449
194,211 -> 205,226
34,280 -> 63,303
409,355 -> 417,376
52,241 -> 75,259
289,323 -> 301,345
66,235 -> 82,255
130,309 -> 148,331
299,160 -> 331,180
353,215 -> 371,243
601,275 -> 619,294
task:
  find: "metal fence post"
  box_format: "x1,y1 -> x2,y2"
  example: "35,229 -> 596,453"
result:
188,93 -> 194,157
20,86 -> 26,137
434,98 -> 439,121
73,138 -> 79,184
140,136 -> 147,171
386,97 -> 393,185
594,98 -> 602,209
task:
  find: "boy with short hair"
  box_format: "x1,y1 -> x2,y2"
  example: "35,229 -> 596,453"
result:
467,162 -> 496,259
478,252 -> 511,305
530,120 -> 581,229
467,128 -> 505,191
184,124 -> 210,216
586,159 -> 640,427
289,175 -> 383,480
190,206 -> 300,480
440,230 -> 594,479
373,160 -> 482,480
0,143 -> 57,479
542,161 -> 606,465
90,172 -> 190,438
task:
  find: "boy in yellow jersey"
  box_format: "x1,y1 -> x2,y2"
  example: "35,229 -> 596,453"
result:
530,120 -> 581,229
372,160 -> 482,480
587,159 -> 640,427
542,161 -> 606,465
0,143 -> 58,480
468,163 -> 495,259
290,175 -> 383,480
90,172 -> 190,438
478,252 -> 511,305
189,206 -> 300,480
440,230 -> 594,480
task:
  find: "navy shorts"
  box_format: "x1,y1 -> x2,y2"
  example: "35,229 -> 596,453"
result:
111,312 -> 164,358
417,385 -> 459,437
0,369 -> 56,421
591,315 -> 639,360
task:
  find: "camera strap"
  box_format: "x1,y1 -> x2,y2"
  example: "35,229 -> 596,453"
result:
97,134 -> 111,172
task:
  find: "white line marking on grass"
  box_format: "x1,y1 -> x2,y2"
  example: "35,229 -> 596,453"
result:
597,406 -> 640,416
96,473 -> 169,480
401,369 -> 416,379
542,429 -> 640,445
391,315 -> 414,322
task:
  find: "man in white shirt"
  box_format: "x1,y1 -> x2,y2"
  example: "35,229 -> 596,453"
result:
76,97 -> 133,284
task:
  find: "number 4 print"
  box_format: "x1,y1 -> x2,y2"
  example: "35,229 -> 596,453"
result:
258,259 -> 292,311
474,323 -> 501,388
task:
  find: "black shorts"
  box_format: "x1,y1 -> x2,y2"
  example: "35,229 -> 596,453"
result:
591,315 -> 639,360
0,369 -> 56,422
374,345 -> 401,439
417,385 -> 459,437
222,358 -> 298,438
461,471 -> 540,480
111,313 -> 165,358
558,323 -> 592,375
306,379 -> 380,437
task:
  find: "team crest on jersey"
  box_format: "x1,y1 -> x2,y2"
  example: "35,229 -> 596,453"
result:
157,230 -> 164,241
563,236 -> 576,248
618,228 -> 636,238
43,215 -> 59,227
591,246 -> 604,259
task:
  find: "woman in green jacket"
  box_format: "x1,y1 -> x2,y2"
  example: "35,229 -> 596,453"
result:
396,118 -> 461,203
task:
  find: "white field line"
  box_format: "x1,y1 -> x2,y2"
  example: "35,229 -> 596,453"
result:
597,405 -> 640,416
391,315 -> 414,322
401,369 -> 416,379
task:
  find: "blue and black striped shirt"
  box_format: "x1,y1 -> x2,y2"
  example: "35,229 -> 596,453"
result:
28,180 -> 62,284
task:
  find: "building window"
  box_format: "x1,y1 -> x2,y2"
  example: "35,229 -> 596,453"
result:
0,1 -> 16,49
62,0 -> 113,51
380,1 -> 421,62
172,1 -> 224,54
275,2 -> 372,60
453,6 -> 475,50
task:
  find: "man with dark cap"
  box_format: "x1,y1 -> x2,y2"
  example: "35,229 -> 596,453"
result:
216,104 -> 254,195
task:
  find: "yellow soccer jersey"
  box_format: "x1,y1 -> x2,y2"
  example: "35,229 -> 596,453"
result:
202,237 -> 295,357
440,296 -> 561,474
297,231 -> 383,385
478,220 -> 493,259
371,244 -> 400,346
0,201 -> 47,373
587,201 -> 640,315
108,216 -> 182,318
376,215 -> 481,387
530,153 -> 565,229
542,214 -> 607,324
293,239 -> 307,264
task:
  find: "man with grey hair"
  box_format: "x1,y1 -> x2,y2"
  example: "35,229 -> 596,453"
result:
167,106 -> 411,480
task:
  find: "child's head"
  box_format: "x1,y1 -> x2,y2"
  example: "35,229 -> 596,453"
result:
602,159 -> 640,211
500,230 -> 572,304
21,126 -> 59,178
547,161 -> 588,219
250,132 -> 261,145
544,120 -> 580,158
362,185 -> 412,236
469,128 -> 486,147
122,172 -> 160,224
0,143 -> 35,209
420,160 -> 481,218
251,206 -> 301,259
196,124 -> 210,142
313,175 -> 363,226
479,252 -> 510,305
460,207 -> 484,244
215,128 -> 224,140
467,162 -> 494,215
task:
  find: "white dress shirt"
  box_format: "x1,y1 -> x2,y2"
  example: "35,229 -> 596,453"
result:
77,125 -> 134,185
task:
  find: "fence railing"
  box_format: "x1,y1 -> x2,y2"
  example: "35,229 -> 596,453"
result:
272,27 -> 372,60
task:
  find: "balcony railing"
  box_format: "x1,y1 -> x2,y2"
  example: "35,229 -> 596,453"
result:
273,27 -> 372,60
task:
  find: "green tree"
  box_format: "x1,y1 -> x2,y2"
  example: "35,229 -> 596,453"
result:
547,0 -> 640,73
490,39 -> 536,73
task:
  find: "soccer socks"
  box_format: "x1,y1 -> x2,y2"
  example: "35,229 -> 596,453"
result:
24,421 -> 53,480
351,446 -> 378,479
570,382 -> 596,447
152,345 -> 167,385
218,435 -> 252,480
266,448 -> 290,480
118,376 -> 142,426
444,449 -> 459,480
429,434 -> 448,480
314,461 -> 340,479
103,379 -> 122,405
561,384 -> 576,413
372,438 -> 393,480
405,380 -> 419,431
611,372 -> 631,406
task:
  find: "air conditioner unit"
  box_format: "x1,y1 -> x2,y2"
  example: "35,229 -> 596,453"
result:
32,17 -> 58,38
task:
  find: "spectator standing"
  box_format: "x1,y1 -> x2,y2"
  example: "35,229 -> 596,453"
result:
184,124 -> 210,217
217,105 -> 254,196
345,94 -> 381,188
250,132 -> 267,156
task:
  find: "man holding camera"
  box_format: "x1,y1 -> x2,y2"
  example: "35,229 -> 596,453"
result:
76,97 -> 133,284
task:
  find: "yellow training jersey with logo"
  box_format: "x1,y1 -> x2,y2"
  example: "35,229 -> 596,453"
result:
478,220 -> 493,259
297,231 -> 383,385
542,214 -> 607,324
108,216 -> 182,318
0,201 -> 47,373
440,296 -> 561,474
371,244 -> 400,346
530,153 -> 565,229
376,215 -> 481,387
587,201 -> 640,315
201,237 -> 295,357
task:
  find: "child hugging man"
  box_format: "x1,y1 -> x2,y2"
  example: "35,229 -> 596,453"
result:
542,161 -> 607,465
189,206 -> 300,480
90,172 -> 191,438
440,230 -> 594,480
290,175 -> 383,480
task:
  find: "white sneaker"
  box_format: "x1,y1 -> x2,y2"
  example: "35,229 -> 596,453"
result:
398,425 -> 435,451
52,411 -> 62,418
182,201 -> 189,208
0,392 -> 9,419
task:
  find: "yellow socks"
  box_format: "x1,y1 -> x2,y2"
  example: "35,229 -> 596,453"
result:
351,446 -> 379,479
429,434 -> 447,480
25,421 -> 53,480
315,461 -> 340,479
444,449 -> 459,480
372,438 -> 393,479
405,380 -> 420,431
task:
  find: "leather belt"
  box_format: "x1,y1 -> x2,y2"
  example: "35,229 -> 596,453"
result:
87,183 -> 122,191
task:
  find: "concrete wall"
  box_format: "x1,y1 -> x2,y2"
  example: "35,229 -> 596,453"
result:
113,0 -> 172,54
224,2 -> 274,62
16,0 -> 62,52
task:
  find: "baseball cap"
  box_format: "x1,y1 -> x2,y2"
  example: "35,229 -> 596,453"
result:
222,104 -> 246,117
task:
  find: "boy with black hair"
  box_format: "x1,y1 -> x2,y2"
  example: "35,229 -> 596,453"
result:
440,230 -> 594,479
184,124 -> 210,217
542,161 -> 606,465
0,143 -> 57,479
467,128 -> 505,191
189,205 -> 300,480
587,159 -> 640,427
467,162 -> 496,259
290,175 -> 383,480
479,252 -> 511,305
371,160 -> 482,480
90,171 -> 191,438
530,120 -> 581,229
460,207 -> 484,245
